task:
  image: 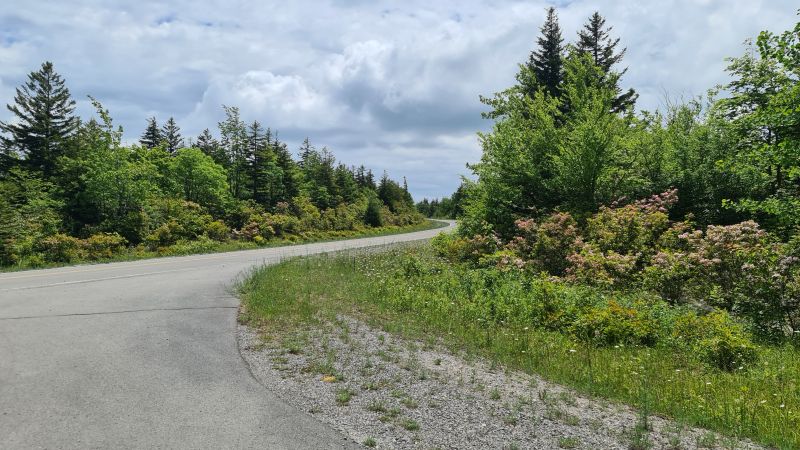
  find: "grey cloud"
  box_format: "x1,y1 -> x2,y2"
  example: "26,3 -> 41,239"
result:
0,0 -> 797,200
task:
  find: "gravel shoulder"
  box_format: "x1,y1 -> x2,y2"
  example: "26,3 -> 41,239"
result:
238,315 -> 765,450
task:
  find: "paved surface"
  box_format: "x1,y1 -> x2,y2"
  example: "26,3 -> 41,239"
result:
0,221 -> 454,449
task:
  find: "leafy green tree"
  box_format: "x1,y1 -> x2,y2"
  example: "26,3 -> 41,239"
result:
526,7 -> 564,98
171,148 -> 229,210
575,12 -> 637,112
161,117 -> 183,153
719,19 -> 800,234
0,61 -> 78,178
79,99 -> 160,242
139,117 -> 163,149
550,52 -> 628,213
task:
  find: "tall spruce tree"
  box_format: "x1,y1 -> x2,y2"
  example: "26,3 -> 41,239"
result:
160,117 -> 184,153
0,61 -> 78,178
139,117 -> 163,149
247,120 -> 272,205
527,7 -> 564,98
195,128 -> 226,166
575,12 -> 638,112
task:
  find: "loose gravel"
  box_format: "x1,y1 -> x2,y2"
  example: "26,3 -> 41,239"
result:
238,315 -> 765,450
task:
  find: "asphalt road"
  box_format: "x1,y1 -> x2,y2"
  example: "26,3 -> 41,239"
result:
0,221 -> 454,449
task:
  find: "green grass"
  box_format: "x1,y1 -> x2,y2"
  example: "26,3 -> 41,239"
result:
1,219 -> 447,273
238,243 -> 800,449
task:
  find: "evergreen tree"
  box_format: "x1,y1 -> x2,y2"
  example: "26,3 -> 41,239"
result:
195,128 -> 226,167
0,61 -> 78,178
273,138 -> 300,202
160,117 -> 184,153
219,106 -> 248,199
575,12 -> 638,112
139,117 -> 163,149
248,121 -> 279,206
298,137 -> 314,168
527,7 -> 564,98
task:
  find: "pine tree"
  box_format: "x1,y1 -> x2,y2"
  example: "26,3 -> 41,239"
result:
0,61 -> 78,178
160,117 -> 184,153
219,106 -> 248,199
273,138 -> 300,202
527,7 -> 564,98
139,117 -> 163,149
298,137 -> 314,168
575,12 -> 638,112
195,128 -> 226,166
248,120 -> 272,205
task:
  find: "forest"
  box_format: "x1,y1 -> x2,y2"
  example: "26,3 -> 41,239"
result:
0,65 -> 424,268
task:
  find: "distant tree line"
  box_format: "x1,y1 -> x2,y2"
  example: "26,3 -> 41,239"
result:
0,63 -> 421,266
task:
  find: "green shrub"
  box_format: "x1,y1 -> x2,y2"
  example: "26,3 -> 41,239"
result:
83,233 -> 128,260
38,233 -> 84,263
432,232 -> 500,266
573,299 -> 661,346
672,310 -> 759,371
203,220 -> 230,241
364,196 -> 383,227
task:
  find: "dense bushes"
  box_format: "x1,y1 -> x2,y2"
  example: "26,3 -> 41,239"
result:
437,191 -> 799,344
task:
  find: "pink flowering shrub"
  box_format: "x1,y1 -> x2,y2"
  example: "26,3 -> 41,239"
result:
505,213 -> 580,275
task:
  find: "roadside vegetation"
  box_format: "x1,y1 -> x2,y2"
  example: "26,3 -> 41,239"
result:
241,244 -> 798,448
242,9 -> 800,449
0,65 -> 424,270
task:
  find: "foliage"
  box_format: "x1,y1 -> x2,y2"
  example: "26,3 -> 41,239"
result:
240,246 -> 799,447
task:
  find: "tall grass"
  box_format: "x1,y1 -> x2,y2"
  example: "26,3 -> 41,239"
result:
240,244 -> 800,449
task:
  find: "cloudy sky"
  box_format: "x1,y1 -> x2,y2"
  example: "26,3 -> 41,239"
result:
0,1 -> 797,199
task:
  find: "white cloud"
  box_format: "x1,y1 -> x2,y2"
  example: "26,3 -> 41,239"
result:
0,0 -> 797,199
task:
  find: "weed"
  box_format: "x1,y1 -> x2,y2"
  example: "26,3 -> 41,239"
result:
558,437 -> 580,448
335,388 -> 353,406
400,418 -> 420,431
363,437 -> 377,448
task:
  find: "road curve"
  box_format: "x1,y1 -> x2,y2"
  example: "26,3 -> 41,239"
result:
0,221 -> 455,449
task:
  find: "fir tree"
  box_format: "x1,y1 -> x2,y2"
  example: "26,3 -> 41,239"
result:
575,12 -> 638,112
298,137 -> 314,168
160,117 -> 184,153
139,117 -> 163,149
273,138 -> 300,202
195,128 -> 226,166
527,7 -> 564,98
0,61 -> 78,178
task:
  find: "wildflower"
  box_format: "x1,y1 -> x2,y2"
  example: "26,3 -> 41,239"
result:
705,382 -> 711,386
760,400 -> 767,404
569,349 -> 577,353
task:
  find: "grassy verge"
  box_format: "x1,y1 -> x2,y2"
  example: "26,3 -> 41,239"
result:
1,220 -> 447,272
239,243 -> 800,449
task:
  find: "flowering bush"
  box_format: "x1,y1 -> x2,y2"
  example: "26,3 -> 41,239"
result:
506,213 -> 580,275
565,242 -> 639,288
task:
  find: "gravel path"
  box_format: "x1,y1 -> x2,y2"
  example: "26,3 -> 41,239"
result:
238,316 -> 765,450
